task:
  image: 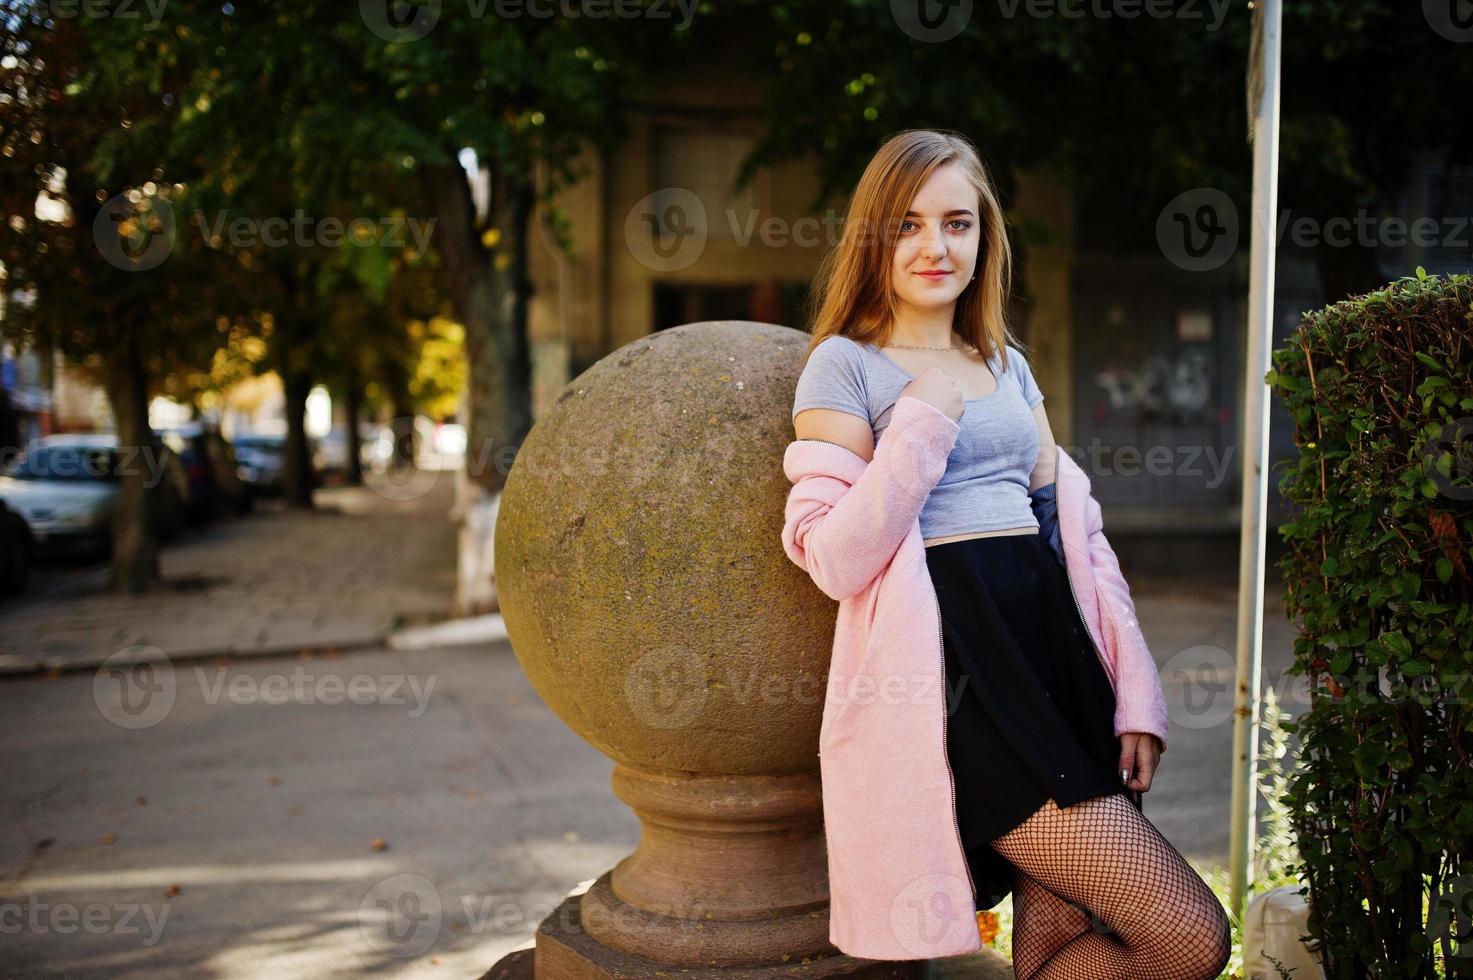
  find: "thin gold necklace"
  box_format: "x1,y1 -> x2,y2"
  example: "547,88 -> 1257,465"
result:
883,340 -> 975,351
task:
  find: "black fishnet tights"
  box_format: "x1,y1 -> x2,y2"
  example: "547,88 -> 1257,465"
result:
989,793 -> 1232,980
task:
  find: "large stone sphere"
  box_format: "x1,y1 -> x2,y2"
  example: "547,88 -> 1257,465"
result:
494,321 -> 834,776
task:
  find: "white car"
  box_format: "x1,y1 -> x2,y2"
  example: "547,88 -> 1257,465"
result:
0,434 -> 185,557
0,435 -> 124,557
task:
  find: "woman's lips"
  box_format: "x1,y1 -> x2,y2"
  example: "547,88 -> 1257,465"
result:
916,270 -> 951,280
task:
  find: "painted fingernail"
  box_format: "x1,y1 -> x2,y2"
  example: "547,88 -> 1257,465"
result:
1120,768 -> 1130,784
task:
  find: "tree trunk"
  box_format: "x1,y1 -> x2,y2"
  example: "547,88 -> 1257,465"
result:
281,367 -> 315,508
104,346 -> 159,594
343,377 -> 364,486
422,160 -> 535,615
389,395 -> 416,470
467,168 -> 536,498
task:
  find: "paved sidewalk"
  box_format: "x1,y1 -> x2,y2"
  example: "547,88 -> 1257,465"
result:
0,480 -> 458,675
0,567 -> 1273,978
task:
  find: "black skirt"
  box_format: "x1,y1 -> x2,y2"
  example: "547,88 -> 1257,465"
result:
925,530 -> 1144,911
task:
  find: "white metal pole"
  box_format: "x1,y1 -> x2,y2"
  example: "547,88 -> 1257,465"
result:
1228,0 -> 1283,922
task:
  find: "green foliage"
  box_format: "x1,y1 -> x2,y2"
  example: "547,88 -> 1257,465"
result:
749,0 -> 1255,226
1269,268 -> 1473,978
0,3 -> 240,373
1257,688 -> 1308,889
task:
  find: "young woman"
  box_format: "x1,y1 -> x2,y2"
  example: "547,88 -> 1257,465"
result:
790,129 -> 1231,979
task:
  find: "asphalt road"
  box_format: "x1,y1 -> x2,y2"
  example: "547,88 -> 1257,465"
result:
0,568 -> 1295,978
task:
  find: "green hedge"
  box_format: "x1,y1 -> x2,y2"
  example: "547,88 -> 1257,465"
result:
1270,268 -> 1473,979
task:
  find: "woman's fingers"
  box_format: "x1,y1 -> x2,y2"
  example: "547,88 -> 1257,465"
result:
1118,733 -> 1140,789
1132,738 -> 1158,793
1118,732 -> 1159,793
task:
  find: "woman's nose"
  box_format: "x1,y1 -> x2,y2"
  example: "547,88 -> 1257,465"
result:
921,226 -> 948,260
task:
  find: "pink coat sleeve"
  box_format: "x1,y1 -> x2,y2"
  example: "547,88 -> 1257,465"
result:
781,396 -> 961,601
1083,492 -> 1170,752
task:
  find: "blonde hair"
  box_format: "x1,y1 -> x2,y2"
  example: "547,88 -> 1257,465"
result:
803,129 -> 1024,372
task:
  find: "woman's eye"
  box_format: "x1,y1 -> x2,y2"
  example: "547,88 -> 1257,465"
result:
900,218 -> 970,232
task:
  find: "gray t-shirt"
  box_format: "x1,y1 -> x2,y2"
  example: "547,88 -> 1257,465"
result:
791,334 -> 1043,538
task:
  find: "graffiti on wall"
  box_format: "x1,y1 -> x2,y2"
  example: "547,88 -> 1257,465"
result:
1091,350 -> 1218,424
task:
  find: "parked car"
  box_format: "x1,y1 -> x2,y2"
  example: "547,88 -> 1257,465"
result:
0,434 -> 186,558
0,498 -> 32,595
0,436 -> 120,557
233,433 -> 287,496
159,422 -> 251,520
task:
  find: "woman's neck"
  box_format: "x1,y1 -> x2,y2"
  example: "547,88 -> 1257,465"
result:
885,305 -> 958,348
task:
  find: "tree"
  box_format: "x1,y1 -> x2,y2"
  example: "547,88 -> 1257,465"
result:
738,1 -> 1471,300
126,1 -> 676,609
0,4 -> 240,590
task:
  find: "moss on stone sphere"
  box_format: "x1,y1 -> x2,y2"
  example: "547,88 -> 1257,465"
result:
494,321 -> 838,775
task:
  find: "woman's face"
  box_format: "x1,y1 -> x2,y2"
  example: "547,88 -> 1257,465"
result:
889,162 -> 981,318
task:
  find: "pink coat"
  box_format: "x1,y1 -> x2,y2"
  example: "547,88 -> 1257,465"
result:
780,394 -> 1169,961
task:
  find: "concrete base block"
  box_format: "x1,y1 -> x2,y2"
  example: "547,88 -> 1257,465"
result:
1241,884 -> 1326,980
480,883 -> 926,979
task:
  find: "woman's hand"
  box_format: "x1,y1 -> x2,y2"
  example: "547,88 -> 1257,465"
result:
1119,732 -> 1163,794
899,367 -> 965,423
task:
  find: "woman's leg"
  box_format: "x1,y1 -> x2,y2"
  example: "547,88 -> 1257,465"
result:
1009,865 -> 1094,978
988,793 -> 1232,980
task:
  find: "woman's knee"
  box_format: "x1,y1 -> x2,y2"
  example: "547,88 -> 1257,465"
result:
1117,889 -> 1229,978
1172,898 -> 1233,979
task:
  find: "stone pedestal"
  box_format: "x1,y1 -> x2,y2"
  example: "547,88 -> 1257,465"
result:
489,322 -> 920,976
482,881 -> 921,979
